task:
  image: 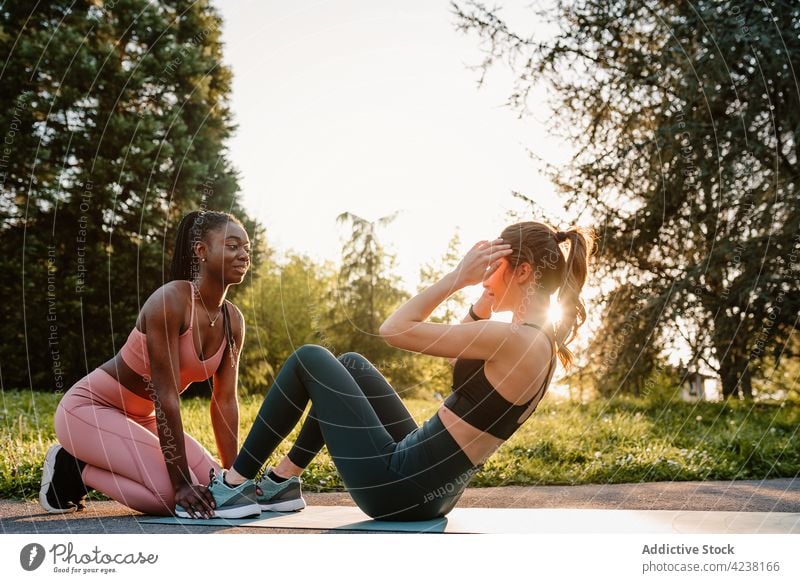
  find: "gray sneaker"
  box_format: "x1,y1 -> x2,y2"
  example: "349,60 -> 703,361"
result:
255,467 -> 306,512
175,470 -> 261,519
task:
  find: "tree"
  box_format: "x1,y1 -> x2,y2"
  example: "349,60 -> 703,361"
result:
236,249 -> 338,394
416,231 -> 470,396
0,1 -> 257,390
332,212 -> 427,393
454,0 -> 799,399
418,231 -> 467,324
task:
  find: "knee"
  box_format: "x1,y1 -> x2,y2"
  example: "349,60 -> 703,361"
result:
291,344 -> 336,367
337,352 -> 368,369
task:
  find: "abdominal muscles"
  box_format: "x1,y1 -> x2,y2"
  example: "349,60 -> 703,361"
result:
437,405 -> 505,466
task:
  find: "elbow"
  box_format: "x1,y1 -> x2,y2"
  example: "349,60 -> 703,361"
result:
379,320 -> 415,350
379,320 -> 397,345
380,317 -> 411,347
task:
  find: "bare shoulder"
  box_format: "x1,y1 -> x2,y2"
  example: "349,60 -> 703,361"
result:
494,321 -> 554,352
488,323 -> 556,381
143,280 -> 191,310
138,280 -> 191,333
224,300 -> 244,322
522,323 -> 556,353
224,300 -> 245,337
520,324 -> 557,365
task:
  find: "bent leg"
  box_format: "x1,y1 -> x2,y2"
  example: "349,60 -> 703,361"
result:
56,394 -> 176,515
233,346 -> 398,483
233,345 -> 469,520
55,375 -> 220,516
79,426 -> 219,516
286,352 -> 418,468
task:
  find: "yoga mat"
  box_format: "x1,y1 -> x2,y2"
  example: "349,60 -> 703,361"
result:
140,506 -> 800,534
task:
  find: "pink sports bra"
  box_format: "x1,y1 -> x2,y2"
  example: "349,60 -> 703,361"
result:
119,280 -> 227,390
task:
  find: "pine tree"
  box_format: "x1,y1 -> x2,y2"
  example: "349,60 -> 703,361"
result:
332,212 -> 408,363
0,1 -> 256,389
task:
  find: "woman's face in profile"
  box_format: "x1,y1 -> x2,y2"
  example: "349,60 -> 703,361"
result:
200,222 -> 251,283
483,257 -> 513,311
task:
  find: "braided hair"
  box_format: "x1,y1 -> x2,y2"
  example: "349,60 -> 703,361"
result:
170,210 -> 245,367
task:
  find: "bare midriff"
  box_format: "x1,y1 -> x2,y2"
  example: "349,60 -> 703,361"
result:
98,355 -> 155,402
437,405 -> 505,466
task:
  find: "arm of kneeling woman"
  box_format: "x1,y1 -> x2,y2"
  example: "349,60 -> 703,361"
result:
145,283 -> 215,518
210,302 -> 245,469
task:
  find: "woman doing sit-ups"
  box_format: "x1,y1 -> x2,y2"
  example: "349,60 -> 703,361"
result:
213,220 -> 594,521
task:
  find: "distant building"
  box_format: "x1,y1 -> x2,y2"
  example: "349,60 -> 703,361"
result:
679,370 -> 718,402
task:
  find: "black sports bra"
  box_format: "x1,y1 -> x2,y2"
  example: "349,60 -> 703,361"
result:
443,323 -> 557,440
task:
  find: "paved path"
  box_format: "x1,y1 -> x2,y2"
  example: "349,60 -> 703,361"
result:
3,478 -> 798,534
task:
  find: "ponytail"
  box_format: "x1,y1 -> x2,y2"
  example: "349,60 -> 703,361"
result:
554,226 -> 595,369
170,211 -> 203,281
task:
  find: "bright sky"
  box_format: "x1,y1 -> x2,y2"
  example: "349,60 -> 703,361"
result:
211,0 -> 705,394
213,0 -> 573,294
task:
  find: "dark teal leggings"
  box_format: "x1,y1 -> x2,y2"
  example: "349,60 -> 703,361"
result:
232,345 -> 477,520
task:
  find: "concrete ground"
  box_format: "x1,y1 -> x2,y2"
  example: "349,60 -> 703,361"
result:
3,478 -> 798,534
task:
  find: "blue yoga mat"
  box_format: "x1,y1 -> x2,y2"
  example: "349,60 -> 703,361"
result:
138,505 -> 800,534
141,506 -> 447,532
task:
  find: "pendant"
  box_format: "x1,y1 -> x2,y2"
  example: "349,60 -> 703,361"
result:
210,322 -> 215,327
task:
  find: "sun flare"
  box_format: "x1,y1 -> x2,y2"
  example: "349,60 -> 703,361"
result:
547,304 -> 563,324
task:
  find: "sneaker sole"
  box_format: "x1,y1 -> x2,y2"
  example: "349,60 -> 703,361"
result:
175,503 -> 261,519
39,444 -> 77,514
259,496 -> 307,512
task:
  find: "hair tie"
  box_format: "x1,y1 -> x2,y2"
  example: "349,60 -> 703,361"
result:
554,230 -> 569,243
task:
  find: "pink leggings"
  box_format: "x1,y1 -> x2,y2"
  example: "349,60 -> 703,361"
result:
54,368 -> 221,515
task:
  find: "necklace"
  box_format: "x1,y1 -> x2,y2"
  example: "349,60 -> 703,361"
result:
192,281 -> 223,327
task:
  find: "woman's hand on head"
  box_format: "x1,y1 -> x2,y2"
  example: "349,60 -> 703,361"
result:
173,482 -> 216,519
452,238 -> 513,288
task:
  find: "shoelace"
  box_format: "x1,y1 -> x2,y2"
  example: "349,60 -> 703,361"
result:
209,468 -> 221,486
210,468 -> 257,492
253,468 -> 267,496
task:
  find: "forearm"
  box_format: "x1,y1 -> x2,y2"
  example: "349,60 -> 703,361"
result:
462,295 -> 492,323
152,392 -> 192,490
211,398 -> 239,468
460,310 -> 480,324
383,271 -> 461,332
445,295 -> 491,365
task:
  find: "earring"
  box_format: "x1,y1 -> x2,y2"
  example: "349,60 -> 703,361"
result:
201,258 -> 207,262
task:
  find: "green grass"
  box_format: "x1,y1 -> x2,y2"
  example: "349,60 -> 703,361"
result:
1,390 -> 798,501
